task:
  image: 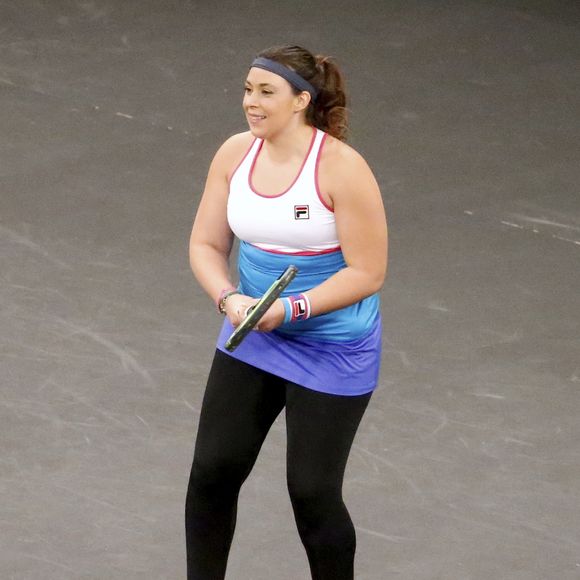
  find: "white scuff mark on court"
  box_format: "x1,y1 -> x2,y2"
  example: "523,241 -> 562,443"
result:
480,328 -> 522,346
182,399 -> 200,414
21,554 -> 78,574
431,413 -> 448,435
388,349 -> 411,367
512,214 -> 580,233
352,444 -> 424,501
424,504 -> 580,550
49,481 -> 156,523
420,452 -> 455,464
3,456 -> 33,494
146,365 -> 190,374
115,112 -> 134,119
468,78 -> 494,87
473,392 -> 505,400
552,234 -> 580,246
52,317 -> 156,388
464,210 -> 473,215
3,339 -> 111,365
7,283 -> 72,302
355,526 -> 415,543
78,1 -> 110,21
501,221 -> 524,229
0,76 -> 15,85
389,401 -> 508,435
0,225 -> 72,269
2,399 -> 59,425
493,214 -> 580,247
83,472 -> 182,492
41,379 -> 131,429
428,302 -> 449,312
149,331 -> 198,343
0,400 -> 24,420
94,521 -> 147,536
351,446 -> 381,474
86,260 -> 123,269
504,437 -> 534,447
135,414 -> 153,439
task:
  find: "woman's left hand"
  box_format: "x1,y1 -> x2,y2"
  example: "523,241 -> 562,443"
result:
252,298 -> 285,332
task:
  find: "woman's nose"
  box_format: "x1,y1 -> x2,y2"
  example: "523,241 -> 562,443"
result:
244,91 -> 259,107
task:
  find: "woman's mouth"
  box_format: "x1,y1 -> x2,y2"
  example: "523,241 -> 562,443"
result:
248,114 -> 266,124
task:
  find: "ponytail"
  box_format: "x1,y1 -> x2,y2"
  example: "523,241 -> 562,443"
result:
308,55 -> 348,141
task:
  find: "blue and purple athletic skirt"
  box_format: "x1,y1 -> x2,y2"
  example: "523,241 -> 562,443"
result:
216,242 -> 381,396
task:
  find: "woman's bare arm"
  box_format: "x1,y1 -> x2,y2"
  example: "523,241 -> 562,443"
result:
189,133 -> 253,305
257,141 -> 387,331
305,143 -> 388,315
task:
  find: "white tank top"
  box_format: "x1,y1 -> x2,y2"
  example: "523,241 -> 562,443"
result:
227,127 -> 340,255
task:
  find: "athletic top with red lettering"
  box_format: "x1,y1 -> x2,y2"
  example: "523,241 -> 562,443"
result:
216,127 -> 382,396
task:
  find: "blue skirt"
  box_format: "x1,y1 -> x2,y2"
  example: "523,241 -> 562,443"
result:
215,242 -> 382,396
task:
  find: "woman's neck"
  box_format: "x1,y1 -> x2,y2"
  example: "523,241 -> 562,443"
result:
262,123 -> 314,163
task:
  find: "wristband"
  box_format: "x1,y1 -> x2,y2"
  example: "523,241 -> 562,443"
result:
217,287 -> 239,314
283,294 -> 311,324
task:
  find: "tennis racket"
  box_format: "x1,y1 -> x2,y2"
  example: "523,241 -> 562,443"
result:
224,265 -> 298,352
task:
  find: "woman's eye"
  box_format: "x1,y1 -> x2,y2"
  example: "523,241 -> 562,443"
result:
243,87 -> 272,95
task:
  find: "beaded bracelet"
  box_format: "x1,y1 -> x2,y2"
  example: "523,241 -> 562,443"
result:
217,287 -> 239,314
282,294 -> 312,324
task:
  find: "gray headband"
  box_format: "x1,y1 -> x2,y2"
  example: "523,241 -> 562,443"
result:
250,57 -> 318,102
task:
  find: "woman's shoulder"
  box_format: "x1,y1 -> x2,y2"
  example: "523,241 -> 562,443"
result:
207,131 -> 254,180
211,131 -> 256,180
218,131 -> 255,160
319,132 -> 374,185
320,132 -> 368,170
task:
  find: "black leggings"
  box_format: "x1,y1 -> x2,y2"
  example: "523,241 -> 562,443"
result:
185,350 -> 372,580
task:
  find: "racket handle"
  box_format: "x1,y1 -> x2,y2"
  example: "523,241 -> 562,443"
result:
224,265 -> 298,351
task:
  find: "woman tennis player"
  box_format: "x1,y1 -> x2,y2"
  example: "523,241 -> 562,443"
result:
186,44 -> 388,580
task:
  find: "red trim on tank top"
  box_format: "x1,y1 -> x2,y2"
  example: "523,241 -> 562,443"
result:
251,243 -> 342,256
314,132 -> 334,212
248,126 -> 317,198
227,137 -> 258,185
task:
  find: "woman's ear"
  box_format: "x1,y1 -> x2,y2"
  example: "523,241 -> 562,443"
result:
293,91 -> 312,113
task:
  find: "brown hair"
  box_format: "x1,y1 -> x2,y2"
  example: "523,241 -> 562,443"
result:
256,45 -> 349,141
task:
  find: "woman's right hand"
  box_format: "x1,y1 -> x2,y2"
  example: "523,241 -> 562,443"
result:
223,293 -> 259,328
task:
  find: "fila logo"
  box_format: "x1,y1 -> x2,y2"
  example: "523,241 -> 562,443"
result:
292,299 -> 307,318
294,205 -> 310,220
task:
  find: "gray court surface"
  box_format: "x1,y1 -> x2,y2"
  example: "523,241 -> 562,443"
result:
1,1 -> 579,579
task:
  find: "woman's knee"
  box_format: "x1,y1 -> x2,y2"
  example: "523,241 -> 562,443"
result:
186,456 -> 247,506
287,473 -> 342,515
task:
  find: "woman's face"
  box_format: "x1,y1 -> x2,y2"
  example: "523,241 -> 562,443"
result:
243,67 -> 308,137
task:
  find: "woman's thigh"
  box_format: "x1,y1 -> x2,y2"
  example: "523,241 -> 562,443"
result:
284,384 -> 372,493
192,350 -> 286,477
